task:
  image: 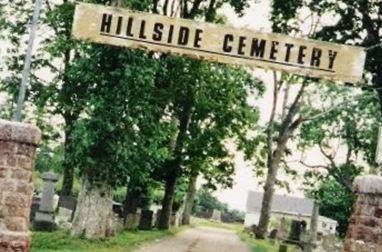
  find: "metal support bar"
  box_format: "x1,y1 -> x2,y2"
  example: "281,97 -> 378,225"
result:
12,0 -> 43,122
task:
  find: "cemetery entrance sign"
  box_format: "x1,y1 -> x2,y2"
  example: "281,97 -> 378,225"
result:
72,3 -> 366,83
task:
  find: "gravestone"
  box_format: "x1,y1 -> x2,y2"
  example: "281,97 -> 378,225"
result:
269,229 -> 278,239
279,244 -> 288,252
112,201 -> 124,218
277,217 -> 288,239
33,171 -> 58,231
139,210 -> 153,230
124,213 -> 140,230
155,210 -> 162,228
170,212 -> 180,228
211,209 -> 221,222
289,220 -> 303,241
58,196 -> 77,211
58,196 -> 77,219
29,196 -> 40,223
55,207 -> 73,230
0,120 -> 41,252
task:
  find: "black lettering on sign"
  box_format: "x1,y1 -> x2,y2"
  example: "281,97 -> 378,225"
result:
139,20 -> 147,39
269,41 -> 279,60
101,13 -> 112,33
238,36 -> 246,55
223,34 -> 234,53
168,25 -> 174,43
310,48 -> 322,67
328,50 -> 338,69
194,29 -> 203,48
284,43 -> 294,62
153,23 -> 164,41
126,17 -> 134,37
116,16 -> 123,35
298,45 -> 307,64
250,39 -> 266,58
178,27 -> 190,45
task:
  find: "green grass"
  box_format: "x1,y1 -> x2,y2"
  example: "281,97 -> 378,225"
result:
238,232 -> 297,252
192,217 -> 244,232
31,227 -> 186,252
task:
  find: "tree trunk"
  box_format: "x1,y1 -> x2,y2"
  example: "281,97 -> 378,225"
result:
182,173 -> 197,225
60,125 -> 74,197
256,82 -> 306,239
71,177 -> 114,239
158,92 -> 193,230
256,159 -> 279,239
158,173 -> 177,229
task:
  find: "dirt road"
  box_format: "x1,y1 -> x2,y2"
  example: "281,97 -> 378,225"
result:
133,226 -> 251,252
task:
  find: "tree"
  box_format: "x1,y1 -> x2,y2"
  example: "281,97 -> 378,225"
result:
141,0 -> 260,230
303,0 -> 382,116
306,165 -> 360,237
68,45 -> 171,238
156,56 -> 262,229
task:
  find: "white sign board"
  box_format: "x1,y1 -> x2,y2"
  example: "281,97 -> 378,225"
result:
72,3 -> 366,83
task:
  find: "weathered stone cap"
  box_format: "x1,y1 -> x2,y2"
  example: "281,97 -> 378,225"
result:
353,175 -> 382,194
0,119 -> 41,146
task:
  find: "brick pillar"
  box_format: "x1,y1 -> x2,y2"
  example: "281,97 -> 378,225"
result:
344,175 -> 382,252
0,119 -> 41,252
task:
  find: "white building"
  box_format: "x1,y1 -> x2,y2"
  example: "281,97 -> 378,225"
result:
245,191 -> 338,236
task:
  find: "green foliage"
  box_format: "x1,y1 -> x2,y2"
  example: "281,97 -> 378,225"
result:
298,83 -> 380,166
193,187 -> 245,222
35,145 -> 65,174
306,177 -> 356,237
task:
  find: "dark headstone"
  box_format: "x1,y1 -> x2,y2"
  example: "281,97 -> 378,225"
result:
58,196 -> 77,211
279,244 -> 288,252
269,229 -> 278,239
112,201 -> 124,218
155,210 -> 162,228
58,196 -> 77,219
139,210 -> 153,230
29,196 -> 40,223
289,220 -> 303,241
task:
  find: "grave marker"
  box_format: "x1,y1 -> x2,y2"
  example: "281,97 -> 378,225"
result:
33,171 -> 58,231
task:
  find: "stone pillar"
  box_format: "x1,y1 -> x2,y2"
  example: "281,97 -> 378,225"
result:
33,171 -> 58,231
344,175 -> 382,252
0,119 -> 41,252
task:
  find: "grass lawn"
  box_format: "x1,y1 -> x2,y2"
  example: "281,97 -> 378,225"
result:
238,232 -> 297,252
31,227 -> 186,252
192,217 -> 243,232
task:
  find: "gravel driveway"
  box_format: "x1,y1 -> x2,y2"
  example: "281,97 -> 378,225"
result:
133,226 -> 251,252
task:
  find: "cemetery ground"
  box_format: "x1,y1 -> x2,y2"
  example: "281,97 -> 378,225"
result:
31,226 -> 187,252
30,218 -> 289,252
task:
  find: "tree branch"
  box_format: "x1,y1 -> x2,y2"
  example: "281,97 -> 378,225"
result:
266,71 -> 279,160
299,160 -> 329,170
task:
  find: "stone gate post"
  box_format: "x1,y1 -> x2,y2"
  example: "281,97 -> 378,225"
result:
344,175 -> 382,252
0,120 -> 41,252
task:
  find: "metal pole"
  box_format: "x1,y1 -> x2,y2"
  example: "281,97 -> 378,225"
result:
12,0 -> 43,122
